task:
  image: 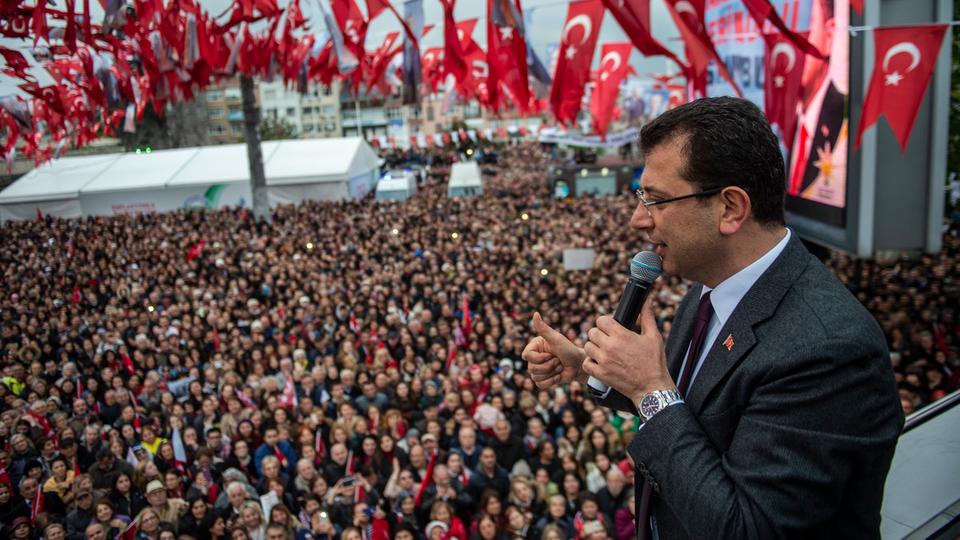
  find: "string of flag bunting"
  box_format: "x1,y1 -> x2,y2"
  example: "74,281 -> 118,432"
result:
0,0 -> 952,169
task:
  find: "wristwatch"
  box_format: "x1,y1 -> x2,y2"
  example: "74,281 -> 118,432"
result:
636,390 -> 683,422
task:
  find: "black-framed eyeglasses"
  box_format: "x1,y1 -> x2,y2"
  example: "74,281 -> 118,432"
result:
634,187 -> 724,212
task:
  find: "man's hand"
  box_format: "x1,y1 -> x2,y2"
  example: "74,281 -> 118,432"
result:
582,297 -> 675,403
522,312 -> 587,389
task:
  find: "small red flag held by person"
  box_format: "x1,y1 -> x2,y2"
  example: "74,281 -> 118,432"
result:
461,294 -> 472,339
186,240 -> 206,262
415,449 -> 438,506
855,24 -> 947,152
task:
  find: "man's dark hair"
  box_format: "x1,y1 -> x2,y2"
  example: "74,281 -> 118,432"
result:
640,96 -> 786,225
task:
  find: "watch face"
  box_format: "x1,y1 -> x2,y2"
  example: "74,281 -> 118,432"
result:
640,394 -> 661,419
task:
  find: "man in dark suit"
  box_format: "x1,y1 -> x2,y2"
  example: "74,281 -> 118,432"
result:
523,97 -> 902,539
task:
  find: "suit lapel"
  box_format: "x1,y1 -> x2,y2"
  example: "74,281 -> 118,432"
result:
666,284 -> 701,381
685,235 -> 811,415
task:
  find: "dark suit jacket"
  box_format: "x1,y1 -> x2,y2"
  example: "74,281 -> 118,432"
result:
599,235 -> 903,539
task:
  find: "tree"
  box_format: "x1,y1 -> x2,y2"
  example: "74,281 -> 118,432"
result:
241,76 -> 270,223
259,117 -> 299,141
120,97 -> 210,151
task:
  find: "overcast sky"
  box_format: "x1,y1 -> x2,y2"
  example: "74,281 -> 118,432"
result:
1,0 -> 684,98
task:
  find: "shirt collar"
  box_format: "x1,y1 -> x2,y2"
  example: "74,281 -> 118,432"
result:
701,228 -> 792,326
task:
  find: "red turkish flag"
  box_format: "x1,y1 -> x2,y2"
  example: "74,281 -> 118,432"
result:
457,20 -> 492,106
741,0 -> 824,60
441,0 -> 468,84
187,240 -> 206,262
590,42 -> 634,138
486,0 -> 530,112
366,31 -> 401,92
550,0 -> 604,126
600,0 -> 685,72
366,0 -> 419,52
851,0 -> 863,16
854,24 -> 947,152
763,33 -> 806,151
664,0 -> 741,97
422,47 -> 445,92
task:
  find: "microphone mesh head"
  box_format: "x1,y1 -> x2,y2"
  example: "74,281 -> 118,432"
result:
630,251 -> 663,283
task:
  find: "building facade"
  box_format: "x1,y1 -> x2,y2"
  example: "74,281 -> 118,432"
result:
205,77 -> 248,144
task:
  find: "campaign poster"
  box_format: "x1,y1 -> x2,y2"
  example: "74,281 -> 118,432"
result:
706,0 -> 850,226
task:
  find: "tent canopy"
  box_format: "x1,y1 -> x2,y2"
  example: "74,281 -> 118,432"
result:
82,148 -> 200,193
167,142 -> 281,186
0,138 -> 380,220
267,138 -> 378,186
0,154 -> 116,204
447,161 -> 483,197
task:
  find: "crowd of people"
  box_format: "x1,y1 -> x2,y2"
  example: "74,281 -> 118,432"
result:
0,142 -> 956,540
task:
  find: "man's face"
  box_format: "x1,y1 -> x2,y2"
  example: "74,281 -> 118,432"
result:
801,0 -> 834,87
19,479 -> 37,500
458,429 -> 475,449
147,489 -> 166,506
207,432 -> 222,449
480,449 -> 496,470
633,138 -> 720,282
229,487 -> 246,508
494,421 -> 510,442
266,528 -> 285,540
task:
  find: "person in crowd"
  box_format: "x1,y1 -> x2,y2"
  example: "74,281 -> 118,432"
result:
0,141 -> 953,540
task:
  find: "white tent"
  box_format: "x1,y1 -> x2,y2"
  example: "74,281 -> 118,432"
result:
0,138 -> 380,220
375,171 -> 417,201
447,161 -> 483,198
0,154 -> 117,221
79,148 -> 200,216
265,138 -> 379,206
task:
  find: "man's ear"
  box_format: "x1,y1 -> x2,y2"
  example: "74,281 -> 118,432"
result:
718,187 -> 751,236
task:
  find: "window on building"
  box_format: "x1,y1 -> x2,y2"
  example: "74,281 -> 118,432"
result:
205,90 -> 223,100
322,104 -> 336,115
302,106 -> 314,115
426,107 -> 434,121
264,90 -> 277,100
208,125 -> 226,135
207,108 -> 224,118
286,107 -> 296,117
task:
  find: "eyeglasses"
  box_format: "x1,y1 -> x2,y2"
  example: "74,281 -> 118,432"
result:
635,187 -> 724,212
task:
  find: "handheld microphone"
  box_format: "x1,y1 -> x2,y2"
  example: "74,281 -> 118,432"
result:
613,251 -> 663,332
586,251 -> 662,396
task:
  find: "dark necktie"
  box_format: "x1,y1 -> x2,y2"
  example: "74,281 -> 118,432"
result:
637,291 -> 714,539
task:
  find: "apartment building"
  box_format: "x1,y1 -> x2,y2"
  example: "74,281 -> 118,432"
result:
205,77 -> 248,144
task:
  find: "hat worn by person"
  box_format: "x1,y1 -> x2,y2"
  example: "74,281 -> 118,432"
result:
146,480 -> 165,494
424,521 -> 448,536
11,516 -> 30,530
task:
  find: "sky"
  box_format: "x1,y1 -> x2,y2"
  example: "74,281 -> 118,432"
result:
0,0 -> 685,98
